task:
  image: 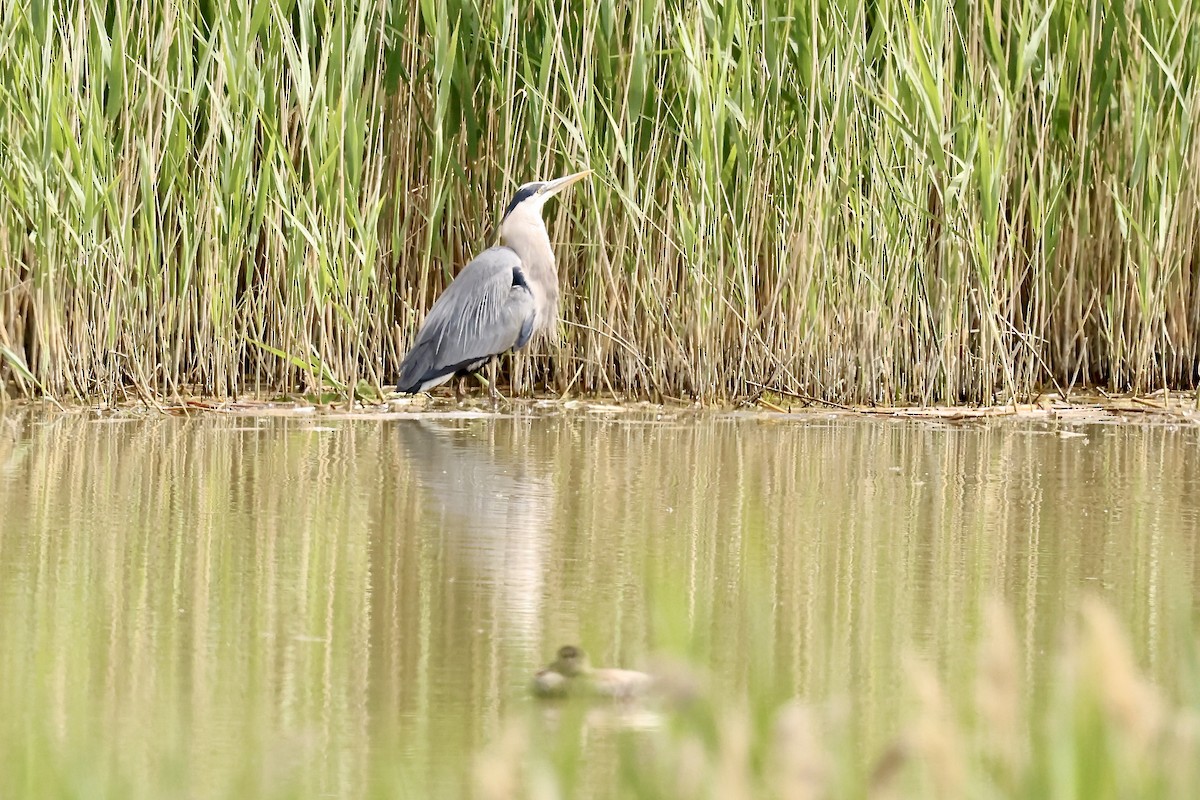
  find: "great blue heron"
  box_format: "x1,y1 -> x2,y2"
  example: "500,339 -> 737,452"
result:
396,170 -> 591,399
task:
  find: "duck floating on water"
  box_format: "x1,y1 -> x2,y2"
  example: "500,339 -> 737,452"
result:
531,645 -> 655,700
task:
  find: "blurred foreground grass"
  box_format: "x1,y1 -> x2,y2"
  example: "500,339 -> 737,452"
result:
5,594 -> 1194,799
477,598 -> 1200,800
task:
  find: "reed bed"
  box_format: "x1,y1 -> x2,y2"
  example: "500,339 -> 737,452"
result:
1,0 -> 1199,403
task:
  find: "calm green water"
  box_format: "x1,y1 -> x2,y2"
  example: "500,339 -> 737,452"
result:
0,409 -> 1197,797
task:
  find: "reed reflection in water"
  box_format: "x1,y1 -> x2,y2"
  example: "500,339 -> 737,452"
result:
0,410 -> 1197,797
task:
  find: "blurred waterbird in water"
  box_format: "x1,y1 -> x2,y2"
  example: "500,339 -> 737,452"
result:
395,171 -> 592,400
531,645 -> 655,700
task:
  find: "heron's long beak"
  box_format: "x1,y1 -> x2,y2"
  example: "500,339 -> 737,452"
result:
543,169 -> 592,196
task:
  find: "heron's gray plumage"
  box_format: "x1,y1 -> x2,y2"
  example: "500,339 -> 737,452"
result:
396,170 -> 590,396
395,247 -> 535,394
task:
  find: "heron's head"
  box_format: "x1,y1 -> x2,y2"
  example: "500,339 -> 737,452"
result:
550,645 -> 590,677
500,170 -> 591,226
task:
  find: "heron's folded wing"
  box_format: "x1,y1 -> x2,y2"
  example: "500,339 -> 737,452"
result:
396,247 -> 535,392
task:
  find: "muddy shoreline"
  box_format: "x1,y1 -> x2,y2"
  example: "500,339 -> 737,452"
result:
3,388 -> 1197,427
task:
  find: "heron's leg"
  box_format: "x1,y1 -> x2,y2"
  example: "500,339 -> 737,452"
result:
473,360 -> 506,405
512,352 -> 524,395
455,375 -> 468,403
486,359 -> 500,403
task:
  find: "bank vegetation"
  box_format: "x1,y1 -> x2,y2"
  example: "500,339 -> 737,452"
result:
2,0 -> 1198,403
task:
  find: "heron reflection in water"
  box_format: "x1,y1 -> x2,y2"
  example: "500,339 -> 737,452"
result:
395,419 -> 553,639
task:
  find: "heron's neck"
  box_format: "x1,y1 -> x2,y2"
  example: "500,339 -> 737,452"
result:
500,209 -> 559,331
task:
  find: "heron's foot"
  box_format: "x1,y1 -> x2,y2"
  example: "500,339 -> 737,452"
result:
488,380 -> 505,407
471,373 -> 508,407
455,376 -> 468,403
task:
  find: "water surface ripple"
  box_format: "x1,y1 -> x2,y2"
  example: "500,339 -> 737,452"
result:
0,410 -> 1196,796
